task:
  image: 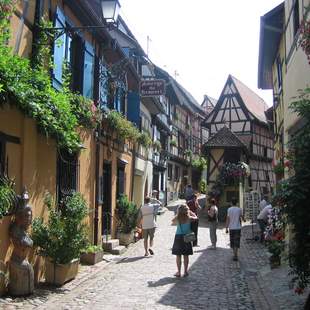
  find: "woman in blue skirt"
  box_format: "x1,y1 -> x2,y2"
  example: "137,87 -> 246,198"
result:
172,204 -> 197,277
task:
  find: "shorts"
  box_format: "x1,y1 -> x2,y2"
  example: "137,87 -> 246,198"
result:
142,228 -> 155,240
229,229 -> 241,248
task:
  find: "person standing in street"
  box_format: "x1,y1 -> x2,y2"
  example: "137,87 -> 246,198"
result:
184,184 -> 194,202
187,194 -> 201,247
226,197 -> 243,261
138,196 -> 159,257
207,198 -> 218,249
259,195 -> 268,211
171,204 -> 197,277
257,203 -> 273,242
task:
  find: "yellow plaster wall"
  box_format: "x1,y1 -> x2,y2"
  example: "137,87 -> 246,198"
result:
0,106 -> 57,276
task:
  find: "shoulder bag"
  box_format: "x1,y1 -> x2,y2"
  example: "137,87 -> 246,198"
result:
180,223 -> 196,243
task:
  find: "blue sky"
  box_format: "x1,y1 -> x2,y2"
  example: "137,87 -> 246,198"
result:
121,0 -> 284,106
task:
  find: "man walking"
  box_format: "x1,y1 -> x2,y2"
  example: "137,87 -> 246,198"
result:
138,197 -> 159,256
226,197 -> 243,261
257,203 -> 272,242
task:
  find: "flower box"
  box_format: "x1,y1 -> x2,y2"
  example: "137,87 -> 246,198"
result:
80,250 -> 103,265
45,258 -> 79,286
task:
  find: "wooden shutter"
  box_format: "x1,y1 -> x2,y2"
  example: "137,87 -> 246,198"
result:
52,7 -> 66,89
127,91 -> 140,127
83,41 -> 95,99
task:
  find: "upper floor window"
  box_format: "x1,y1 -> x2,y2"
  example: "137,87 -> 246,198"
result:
52,8 -> 95,99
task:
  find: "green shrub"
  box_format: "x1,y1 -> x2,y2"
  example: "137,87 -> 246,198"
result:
198,179 -> 207,194
31,192 -> 88,264
116,194 -> 139,234
82,245 -> 103,254
0,175 -> 17,219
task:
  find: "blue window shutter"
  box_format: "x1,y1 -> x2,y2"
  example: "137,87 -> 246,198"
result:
83,41 -> 95,99
127,91 -> 140,127
52,7 -> 66,90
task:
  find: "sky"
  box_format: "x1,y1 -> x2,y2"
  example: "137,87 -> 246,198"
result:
120,0 -> 284,106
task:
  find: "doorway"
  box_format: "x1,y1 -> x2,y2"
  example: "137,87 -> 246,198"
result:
102,162 -> 112,236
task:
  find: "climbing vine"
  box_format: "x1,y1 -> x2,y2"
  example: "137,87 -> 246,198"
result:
273,88 -> 310,297
0,2 -> 100,153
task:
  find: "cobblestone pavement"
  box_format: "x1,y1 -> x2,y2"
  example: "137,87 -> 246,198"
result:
0,202 -> 308,310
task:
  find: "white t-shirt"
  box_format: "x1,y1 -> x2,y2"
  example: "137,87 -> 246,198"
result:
140,203 -> 158,229
259,199 -> 267,211
257,204 -> 272,221
227,206 -> 242,230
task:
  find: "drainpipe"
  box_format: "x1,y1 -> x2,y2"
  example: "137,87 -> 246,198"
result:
130,142 -> 136,201
94,130 -> 100,245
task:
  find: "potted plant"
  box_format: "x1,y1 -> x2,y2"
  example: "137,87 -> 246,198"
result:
170,139 -> 177,148
116,194 -> 139,246
80,245 -> 103,265
267,240 -> 284,268
153,140 -> 162,153
31,192 -> 88,286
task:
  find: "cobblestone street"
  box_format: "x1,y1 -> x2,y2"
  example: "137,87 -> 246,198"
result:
0,204 -> 308,310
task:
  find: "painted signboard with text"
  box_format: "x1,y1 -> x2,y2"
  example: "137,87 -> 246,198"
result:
140,79 -> 165,97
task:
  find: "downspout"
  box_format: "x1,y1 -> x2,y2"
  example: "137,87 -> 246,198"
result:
130,142 -> 136,201
94,130 -> 100,245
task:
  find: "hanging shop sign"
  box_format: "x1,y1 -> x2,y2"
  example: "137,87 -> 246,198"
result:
140,79 -> 165,97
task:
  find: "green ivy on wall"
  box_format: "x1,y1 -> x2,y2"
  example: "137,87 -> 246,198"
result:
0,2 -> 100,153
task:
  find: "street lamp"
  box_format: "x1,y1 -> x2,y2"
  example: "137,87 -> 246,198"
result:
44,0 -> 121,37
101,0 -> 121,24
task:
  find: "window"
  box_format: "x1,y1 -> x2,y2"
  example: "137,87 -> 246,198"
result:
82,42 -> 95,99
175,165 -> 180,181
98,58 -> 109,109
224,149 -> 240,164
264,146 -> 268,158
168,163 -> 172,180
116,164 -> 126,198
52,7 -> 95,99
56,150 -> 79,203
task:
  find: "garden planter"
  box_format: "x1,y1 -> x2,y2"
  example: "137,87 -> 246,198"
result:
117,231 -> 134,246
80,250 -> 103,265
45,258 -> 79,286
269,255 -> 281,269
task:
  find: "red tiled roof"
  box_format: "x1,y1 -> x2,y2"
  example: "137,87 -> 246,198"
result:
231,75 -> 269,123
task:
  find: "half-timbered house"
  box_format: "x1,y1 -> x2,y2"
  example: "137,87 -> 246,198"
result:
203,75 -> 274,198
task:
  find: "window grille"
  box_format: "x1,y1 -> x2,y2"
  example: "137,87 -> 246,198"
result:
56,150 -> 79,203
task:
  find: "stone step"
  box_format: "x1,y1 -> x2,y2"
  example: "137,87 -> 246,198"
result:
110,245 -> 126,255
102,239 -> 119,251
